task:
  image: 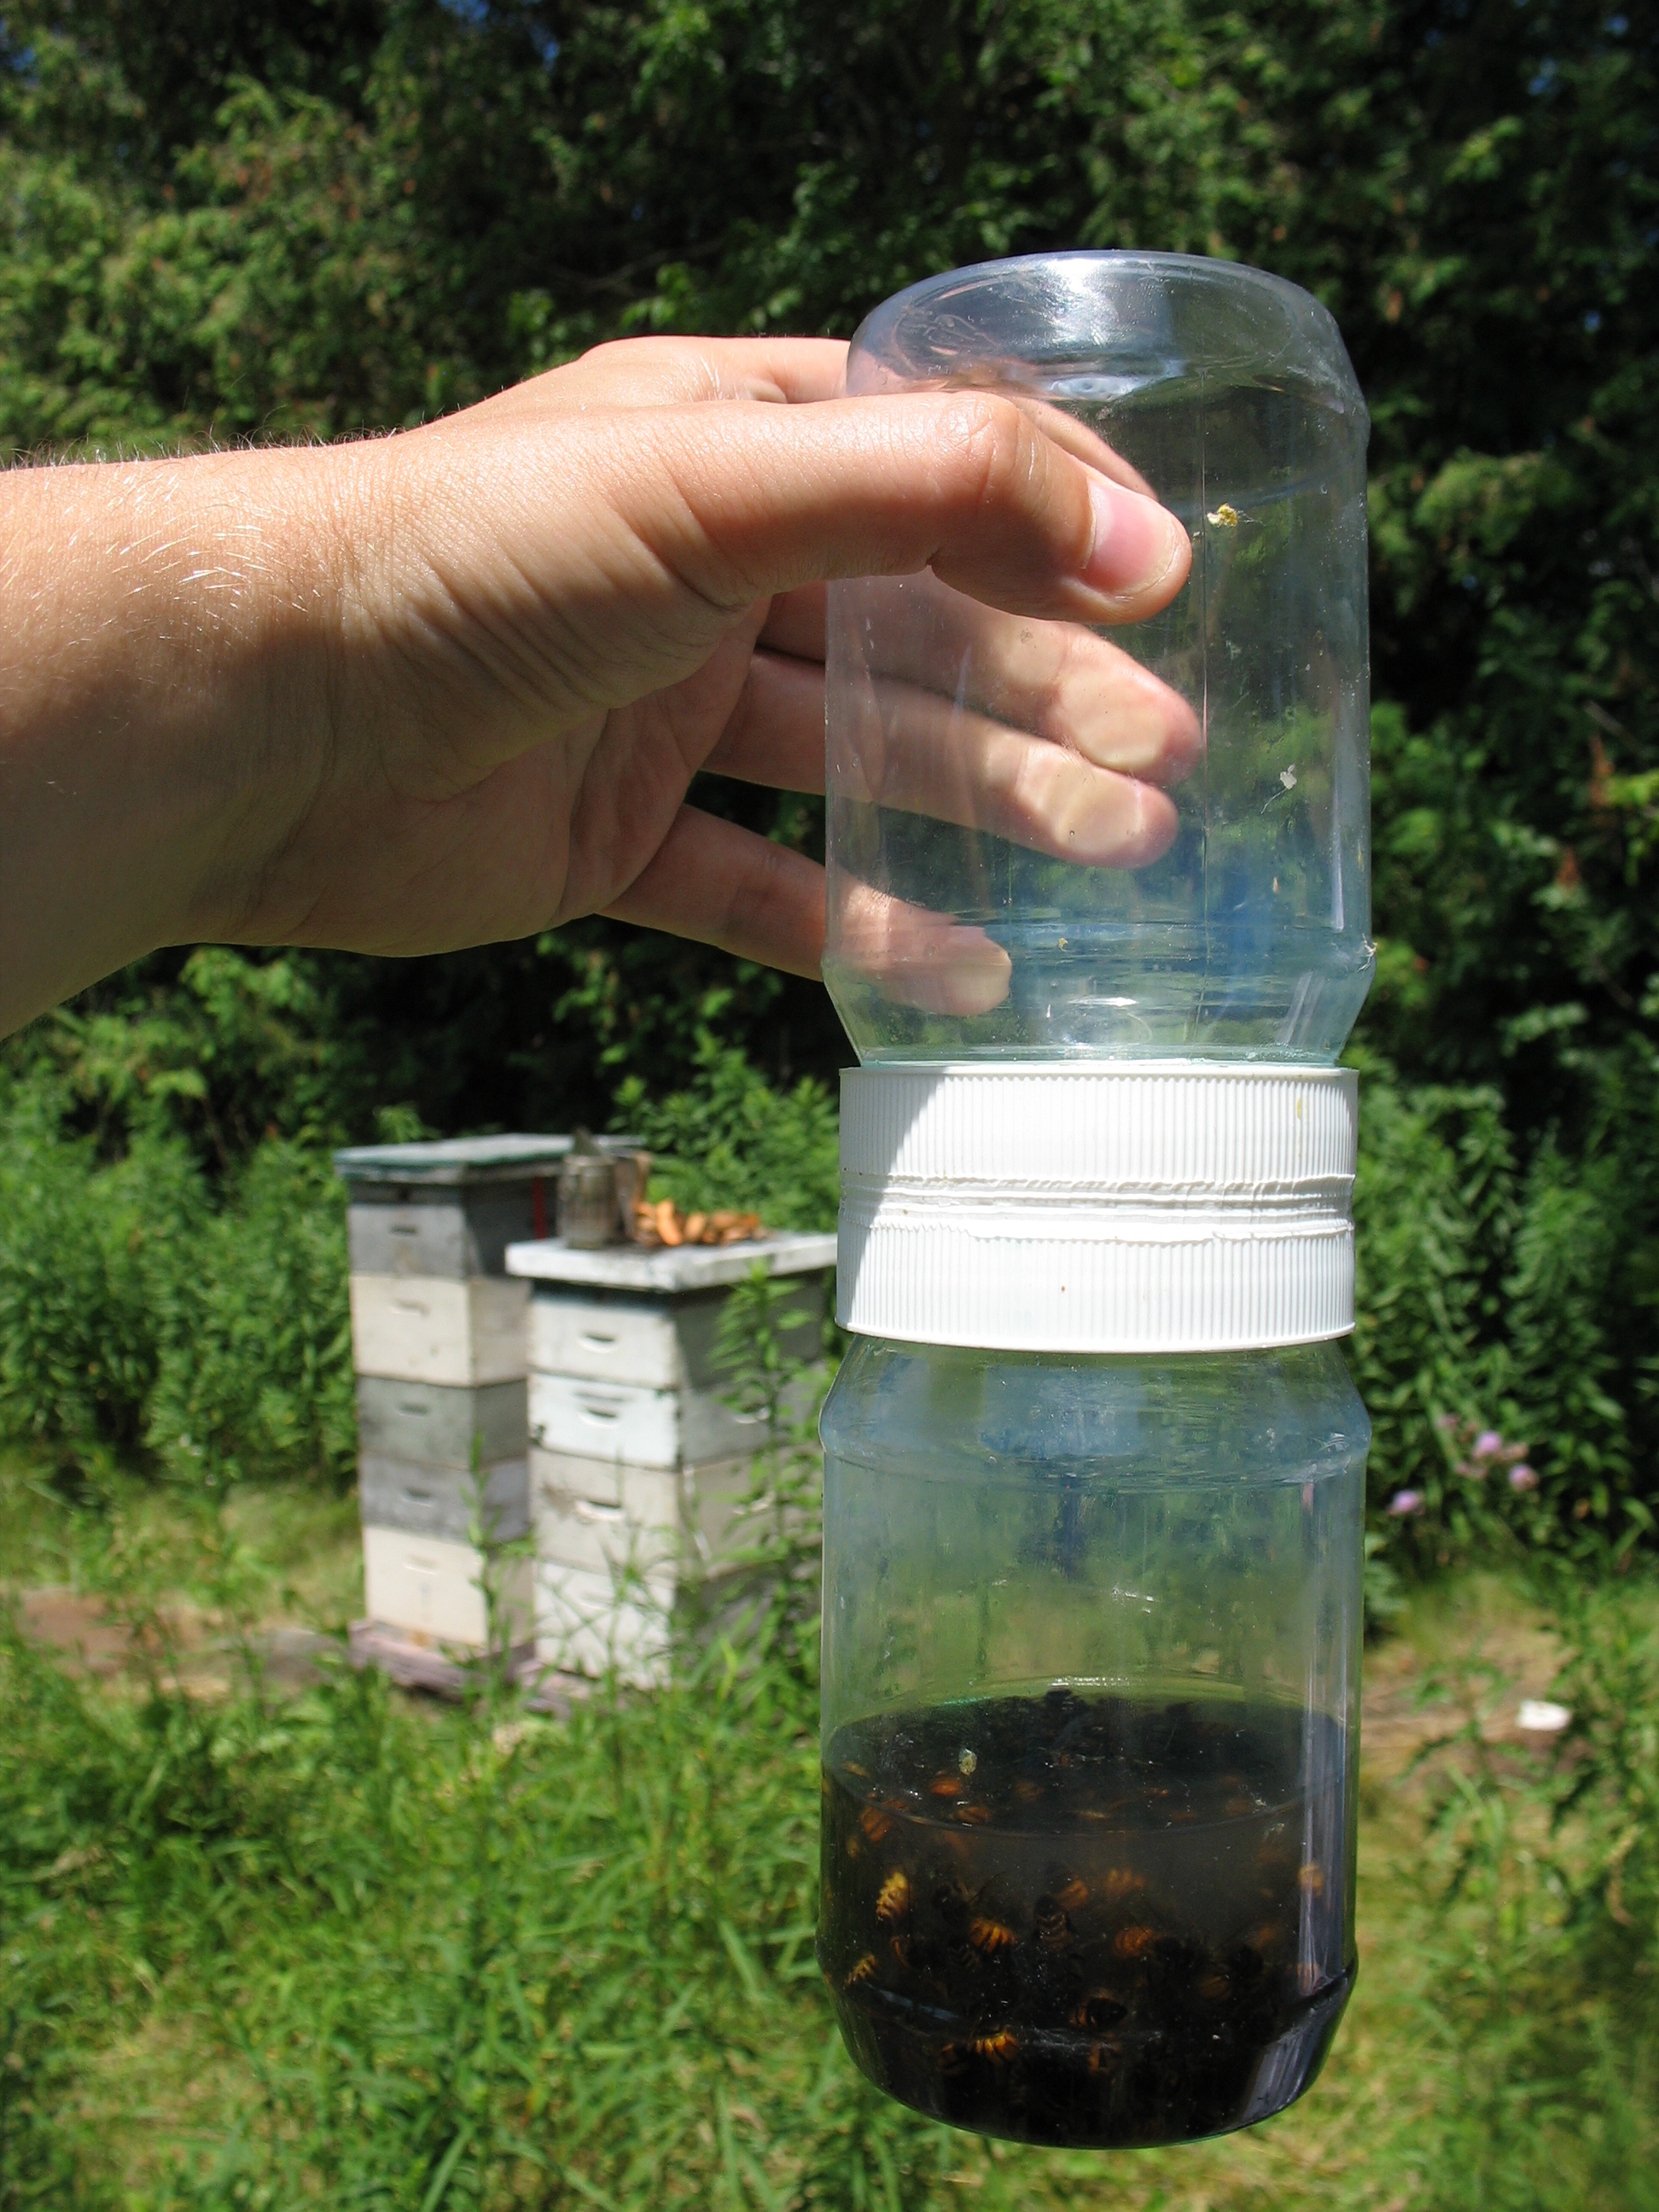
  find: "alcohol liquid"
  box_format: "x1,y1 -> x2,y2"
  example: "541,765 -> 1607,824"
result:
819,1688 -> 1352,2148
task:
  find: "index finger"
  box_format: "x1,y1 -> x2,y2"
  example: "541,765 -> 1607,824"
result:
467,336 -> 851,422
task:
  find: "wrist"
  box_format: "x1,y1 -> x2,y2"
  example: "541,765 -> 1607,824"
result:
0,445 -> 351,1030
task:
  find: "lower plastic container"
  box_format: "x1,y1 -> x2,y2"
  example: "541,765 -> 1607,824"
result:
818,1335 -> 1367,2148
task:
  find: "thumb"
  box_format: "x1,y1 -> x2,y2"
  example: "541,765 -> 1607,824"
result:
597,388 -> 1191,627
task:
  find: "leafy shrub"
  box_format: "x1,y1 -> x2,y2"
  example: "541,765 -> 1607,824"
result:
0,1081 -> 201,1459
1351,1050 -> 1658,1568
145,1142 -> 356,1491
0,1080 -> 353,1489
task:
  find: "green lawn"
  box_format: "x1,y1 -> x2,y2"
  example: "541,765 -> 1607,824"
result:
2,1459 -> 1656,2211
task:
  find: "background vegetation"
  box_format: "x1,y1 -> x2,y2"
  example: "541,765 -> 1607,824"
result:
2,0 -> 1656,1560
1,9 -> 1656,2199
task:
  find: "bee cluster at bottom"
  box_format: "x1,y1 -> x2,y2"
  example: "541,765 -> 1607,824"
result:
818,1688 -> 1353,2148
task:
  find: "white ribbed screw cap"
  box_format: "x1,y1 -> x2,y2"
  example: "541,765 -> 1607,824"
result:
836,1063 -> 1357,1354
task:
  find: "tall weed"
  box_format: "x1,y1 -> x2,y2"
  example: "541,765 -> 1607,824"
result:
1350,1053 -> 1657,1566
145,1141 -> 355,1489
0,1081 -> 352,1489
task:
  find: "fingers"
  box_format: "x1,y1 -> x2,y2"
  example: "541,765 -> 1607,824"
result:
601,800 -> 1016,1016
706,650 -> 1180,870
837,677 -> 1181,867
612,388 -> 1191,628
1001,393 -> 1159,501
826,880 -> 1013,1016
704,649 -> 826,788
838,574 -> 1202,785
460,337 -> 850,425
759,582 -> 827,661
600,805 -> 827,976
754,577 -> 1201,785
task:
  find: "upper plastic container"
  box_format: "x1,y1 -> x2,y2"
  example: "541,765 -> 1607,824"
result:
824,252 -> 1373,1064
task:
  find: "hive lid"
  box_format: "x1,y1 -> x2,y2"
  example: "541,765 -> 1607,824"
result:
334,1134 -> 639,1189
506,1230 -> 838,1292
836,1062 -> 1357,1354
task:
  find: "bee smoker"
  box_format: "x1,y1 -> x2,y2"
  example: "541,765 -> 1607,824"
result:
556,1132 -> 626,1249
816,254 -> 1373,2149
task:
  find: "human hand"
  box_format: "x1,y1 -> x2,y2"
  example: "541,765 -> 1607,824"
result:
0,335 -> 1194,1035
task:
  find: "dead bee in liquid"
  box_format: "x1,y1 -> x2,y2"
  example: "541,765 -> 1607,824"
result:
968,1914 -> 1017,1956
969,2029 -> 1019,2064
1033,1895 -> 1074,1952
875,1869 -> 911,1924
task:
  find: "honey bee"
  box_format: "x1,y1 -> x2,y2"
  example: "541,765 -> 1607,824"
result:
938,2041 -> 970,2077
845,1953 -> 879,1988
1013,1778 -> 1045,1807
968,1914 -> 1017,1955
859,1807 -> 894,1843
889,1933 -> 916,1970
1070,1990 -> 1128,2032
1033,1896 -> 1074,1952
1100,1868 -> 1144,1900
969,2030 -> 1019,2064
1053,1875 -> 1090,1912
928,1773 -> 964,1799
1297,1862 -> 1325,1895
876,1869 -> 911,1924
843,1761 -> 870,1779
1197,1970 -> 1231,2003
1243,1921 -> 1286,1957
1224,1795 -> 1257,1818
952,1802 -> 992,1825
1114,1924 -> 1157,1960
1086,2039 -> 1121,2077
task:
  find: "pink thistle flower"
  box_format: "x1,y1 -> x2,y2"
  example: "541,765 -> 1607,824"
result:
1474,1430 -> 1504,1459
1508,1464 -> 1538,1493
1388,1490 -> 1424,1516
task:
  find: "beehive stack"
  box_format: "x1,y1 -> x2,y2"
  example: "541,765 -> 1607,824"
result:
336,1136 -> 579,1690
505,1231 -> 838,1685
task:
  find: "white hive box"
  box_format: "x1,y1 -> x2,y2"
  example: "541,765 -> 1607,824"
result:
362,1527 -> 533,1650
349,1273 -> 529,1388
336,1135 -> 617,1662
509,1231 -> 836,1681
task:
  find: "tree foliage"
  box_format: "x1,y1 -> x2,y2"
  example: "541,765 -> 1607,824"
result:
1,0 -> 1656,1529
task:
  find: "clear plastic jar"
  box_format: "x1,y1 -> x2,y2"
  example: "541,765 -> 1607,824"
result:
824,251 -> 1372,1065
818,1336 -> 1366,2148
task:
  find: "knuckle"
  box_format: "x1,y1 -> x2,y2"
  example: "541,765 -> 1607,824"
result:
933,393 -> 1033,509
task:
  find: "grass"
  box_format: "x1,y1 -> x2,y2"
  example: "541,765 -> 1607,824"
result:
3,1461 -> 1657,2211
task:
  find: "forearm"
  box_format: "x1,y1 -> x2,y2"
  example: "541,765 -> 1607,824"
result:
0,448 -> 351,1036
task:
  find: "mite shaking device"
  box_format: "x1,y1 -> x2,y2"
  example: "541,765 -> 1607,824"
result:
817,252 -> 1373,2148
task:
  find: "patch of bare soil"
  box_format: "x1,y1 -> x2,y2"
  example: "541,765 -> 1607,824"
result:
15,1585 -> 337,1695
1359,1591 -> 1568,1784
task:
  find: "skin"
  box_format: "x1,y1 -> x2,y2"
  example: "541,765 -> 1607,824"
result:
0,335 -> 1196,1040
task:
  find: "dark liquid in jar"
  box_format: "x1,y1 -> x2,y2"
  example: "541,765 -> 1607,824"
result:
819,1689 -> 1352,2148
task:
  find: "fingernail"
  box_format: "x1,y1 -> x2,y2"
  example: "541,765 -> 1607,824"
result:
1084,476 -> 1189,604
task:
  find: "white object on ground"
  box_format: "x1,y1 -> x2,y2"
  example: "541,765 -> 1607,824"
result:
1517,1699 -> 1572,1732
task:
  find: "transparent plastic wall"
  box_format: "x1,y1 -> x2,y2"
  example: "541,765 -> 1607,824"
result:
824,252 -> 1373,1064
817,1337 -> 1367,2145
